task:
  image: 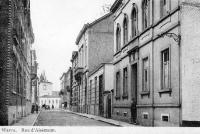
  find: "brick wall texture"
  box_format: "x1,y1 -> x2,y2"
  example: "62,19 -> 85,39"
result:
0,0 -> 34,125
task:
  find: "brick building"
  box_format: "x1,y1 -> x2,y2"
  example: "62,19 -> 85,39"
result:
74,13 -> 114,113
0,0 -> 34,125
31,50 -> 38,104
110,0 -> 200,126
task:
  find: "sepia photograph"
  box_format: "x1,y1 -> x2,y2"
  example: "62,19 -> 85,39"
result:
1,0 -> 200,133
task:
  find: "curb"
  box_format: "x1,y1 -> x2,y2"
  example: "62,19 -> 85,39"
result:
67,111 -> 123,127
32,110 -> 41,126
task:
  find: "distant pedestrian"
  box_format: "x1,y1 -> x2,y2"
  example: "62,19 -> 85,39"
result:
36,104 -> 39,113
52,105 -> 54,109
31,103 -> 35,114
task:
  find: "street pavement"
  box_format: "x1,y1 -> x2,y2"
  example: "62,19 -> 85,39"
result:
13,113 -> 40,126
34,110 -> 115,126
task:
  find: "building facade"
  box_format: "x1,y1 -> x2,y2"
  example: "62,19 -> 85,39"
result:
39,95 -> 61,109
31,50 -> 38,104
0,0 -> 34,125
38,73 -> 53,97
60,68 -> 72,109
110,0 -> 200,126
74,13 -> 114,113
71,51 -> 79,112
88,63 -> 114,118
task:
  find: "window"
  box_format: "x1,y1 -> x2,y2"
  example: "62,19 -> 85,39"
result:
161,114 -> 169,122
123,15 -> 128,45
123,67 -> 128,97
131,6 -> 137,37
116,72 -> 120,98
160,0 -> 170,18
142,57 -> 149,92
143,112 -> 149,119
142,0 -> 150,30
95,77 -> 97,104
90,80 -> 92,104
161,49 -> 170,89
116,24 -> 121,52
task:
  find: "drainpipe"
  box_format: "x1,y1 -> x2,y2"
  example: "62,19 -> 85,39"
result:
151,0 -> 155,127
178,0 -> 182,126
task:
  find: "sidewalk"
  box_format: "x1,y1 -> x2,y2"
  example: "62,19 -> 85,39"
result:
12,112 -> 40,126
65,110 -> 138,127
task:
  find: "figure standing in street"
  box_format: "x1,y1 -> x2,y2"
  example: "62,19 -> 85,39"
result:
36,104 -> 39,113
131,98 -> 137,124
52,105 -> 54,109
31,103 -> 35,114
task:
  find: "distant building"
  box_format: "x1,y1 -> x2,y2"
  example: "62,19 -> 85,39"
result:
88,63 -> 114,118
74,13 -> 114,113
71,51 -> 79,112
38,72 -> 53,97
0,0 -> 34,125
60,68 -> 72,109
38,72 -> 60,108
39,95 -> 61,109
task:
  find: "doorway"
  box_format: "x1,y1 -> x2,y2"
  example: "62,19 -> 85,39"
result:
131,63 -> 137,123
99,75 -> 104,117
107,94 -> 111,118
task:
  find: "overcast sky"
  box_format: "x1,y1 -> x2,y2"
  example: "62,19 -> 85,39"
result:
31,0 -> 115,91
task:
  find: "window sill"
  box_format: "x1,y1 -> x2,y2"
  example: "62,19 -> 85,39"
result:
140,25 -> 153,36
140,91 -> 150,98
115,96 -> 120,100
122,94 -> 128,99
158,88 -> 172,97
114,50 -> 122,56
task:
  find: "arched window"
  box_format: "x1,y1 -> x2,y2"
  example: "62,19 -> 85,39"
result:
116,24 -> 121,52
131,5 -> 138,37
160,0 -> 170,18
142,0 -> 150,30
123,15 -> 128,45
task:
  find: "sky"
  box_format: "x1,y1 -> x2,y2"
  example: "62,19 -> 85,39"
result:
31,0 -> 115,91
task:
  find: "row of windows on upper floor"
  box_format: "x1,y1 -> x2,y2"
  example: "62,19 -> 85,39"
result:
115,0 -> 171,52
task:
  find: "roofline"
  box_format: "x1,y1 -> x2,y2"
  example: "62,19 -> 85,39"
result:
75,23 -> 90,45
60,72 -> 66,80
110,0 -> 122,13
89,62 -> 113,77
39,81 -> 53,84
75,12 -> 113,45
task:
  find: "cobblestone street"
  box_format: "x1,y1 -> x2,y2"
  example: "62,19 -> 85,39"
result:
34,110 -> 115,126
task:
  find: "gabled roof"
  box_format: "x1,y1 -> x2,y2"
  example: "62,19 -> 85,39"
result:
75,12 -> 113,45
